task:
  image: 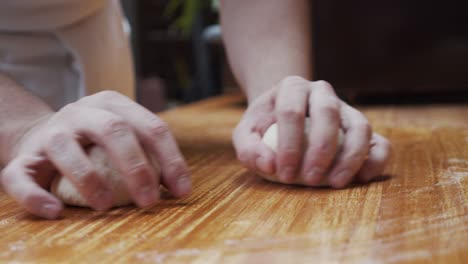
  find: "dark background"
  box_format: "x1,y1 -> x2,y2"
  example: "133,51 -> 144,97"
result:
314,0 -> 468,104
123,0 -> 468,110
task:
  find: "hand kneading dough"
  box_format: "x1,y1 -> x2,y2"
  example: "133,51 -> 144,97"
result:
51,146 -> 159,208
261,118 -> 344,186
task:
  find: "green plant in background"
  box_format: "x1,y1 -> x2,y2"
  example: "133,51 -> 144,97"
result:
163,0 -> 220,101
211,0 -> 220,10
164,0 -> 219,35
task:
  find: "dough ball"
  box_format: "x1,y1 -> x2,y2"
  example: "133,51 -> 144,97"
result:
50,146 -> 159,208
260,118 -> 344,186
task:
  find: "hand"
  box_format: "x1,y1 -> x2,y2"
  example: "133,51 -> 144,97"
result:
233,76 -> 391,188
1,91 -> 191,219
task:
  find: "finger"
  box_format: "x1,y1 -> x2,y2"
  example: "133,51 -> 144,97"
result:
1,156 -> 63,219
233,91 -> 276,175
275,77 -> 309,182
142,120 -> 191,198
357,133 -> 392,183
43,128 -> 113,211
233,117 -> 276,175
328,104 -> 372,188
82,91 -> 191,198
61,105 -> 160,208
301,81 -> 341,185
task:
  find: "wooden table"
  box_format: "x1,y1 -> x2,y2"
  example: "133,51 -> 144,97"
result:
0,94 -> 467,263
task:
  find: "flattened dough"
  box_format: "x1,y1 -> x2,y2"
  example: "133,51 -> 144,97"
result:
51,146 -> 159,208
260,118 -> 344,186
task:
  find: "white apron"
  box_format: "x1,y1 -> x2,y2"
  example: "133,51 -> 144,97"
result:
0,0 -> 135,109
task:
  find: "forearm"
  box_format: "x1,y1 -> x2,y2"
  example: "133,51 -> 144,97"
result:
220,0 -> 313,102
0,74 -> 53,165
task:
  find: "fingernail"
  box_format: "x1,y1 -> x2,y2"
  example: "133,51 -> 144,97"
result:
304,168 -> 322,183
177,176 -> 192,197
40,203 -> 62,219
280,166 -> 296,182
92,190 -> 113,211
330,171 -> 348,188
256,156 -> 273,174
137,186 -> 159,208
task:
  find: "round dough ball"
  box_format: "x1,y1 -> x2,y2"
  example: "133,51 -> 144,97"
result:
260,118 -> 344,186
51,146 -> 159,208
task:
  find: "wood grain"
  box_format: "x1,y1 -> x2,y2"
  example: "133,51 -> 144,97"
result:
0,94 -> 467,263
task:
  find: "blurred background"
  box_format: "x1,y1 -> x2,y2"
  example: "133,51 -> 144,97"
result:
121,0 -> 468,112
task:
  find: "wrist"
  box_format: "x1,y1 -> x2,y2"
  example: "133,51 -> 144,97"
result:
0,111 -> 53,165
244,74 -> 313,104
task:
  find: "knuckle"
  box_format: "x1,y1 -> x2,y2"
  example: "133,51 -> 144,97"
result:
348,152 -> 364,165
325,95 -> 341,108
314,80 -> 333,91
232,119 -> 252,140
146,120 -> 170,139
59,102 -> 78,114
126,162 -> 151,176
280,76 -> 307,87
1,167 -> 14,187
45,130 -> 70,153
356,119 -> 372,140
307,142 -> 334,167
279,148 -> 302,167
95,90 -> 123,100
319,101 -> 340,120
280,148 -> 301,159
317,140 -> 333,154
278,107 -> 304,121
102,117 -> 130,137
126,147 -> 146,162
48,130 -> 68,143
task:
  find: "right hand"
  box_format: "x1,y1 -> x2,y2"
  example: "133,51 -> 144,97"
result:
233,77 -> 391,188
1,91 -> 191,219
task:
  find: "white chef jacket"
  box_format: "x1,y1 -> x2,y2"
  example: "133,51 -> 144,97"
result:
0,0 -> 135,109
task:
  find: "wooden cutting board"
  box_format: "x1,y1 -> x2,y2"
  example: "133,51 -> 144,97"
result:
0,94 -> 467,263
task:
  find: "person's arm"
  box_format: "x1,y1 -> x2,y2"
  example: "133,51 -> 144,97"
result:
221,1 -> 391,188
221,0 -> 312,102
0,74 -> 53,164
